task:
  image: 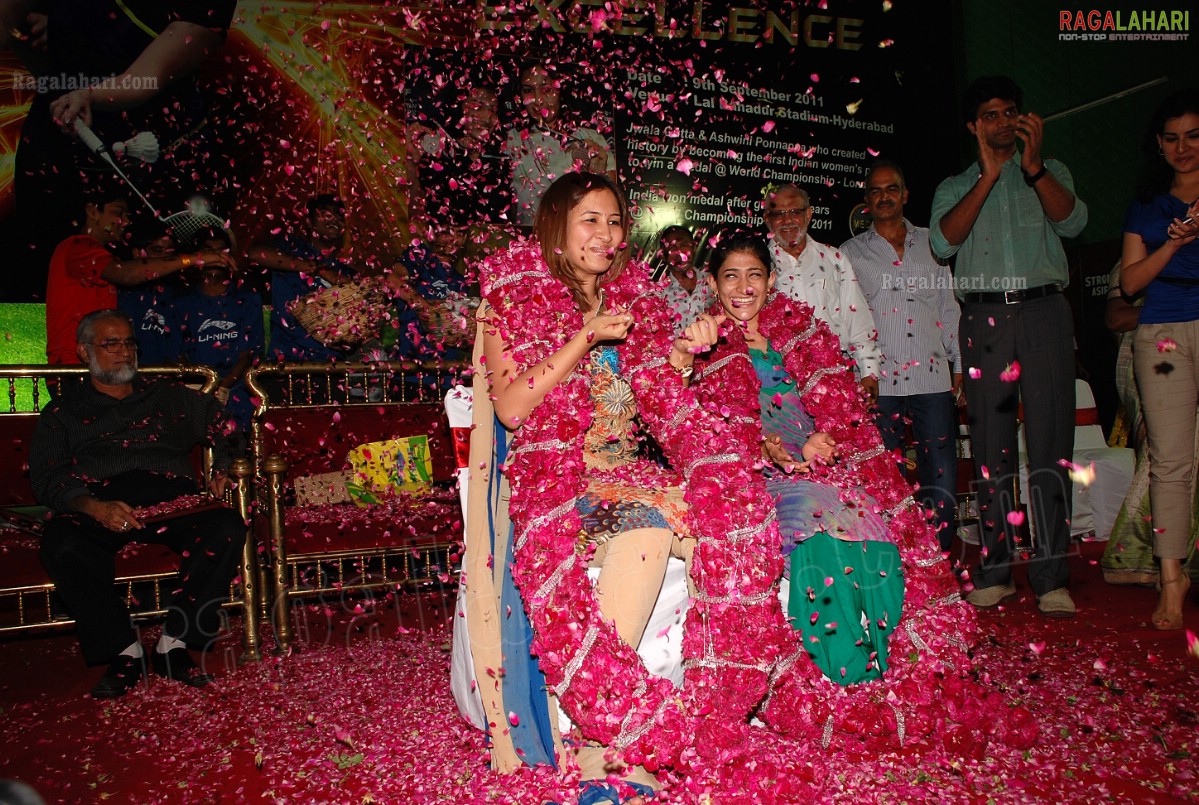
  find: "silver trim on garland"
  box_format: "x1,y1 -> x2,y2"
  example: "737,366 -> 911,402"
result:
888,700 -> 906,746
555,623 -> 600,698
532,553 -> 577,603
885,495 -> 917,518
515,499 -> 577,552
684,452 -> 740,476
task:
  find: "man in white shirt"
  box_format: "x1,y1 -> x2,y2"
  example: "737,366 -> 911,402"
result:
655,225 -> 712,331
763,183 -> 881,400
841,161 -> 962,551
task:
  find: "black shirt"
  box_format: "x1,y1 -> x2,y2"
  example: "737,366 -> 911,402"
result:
30,376 -> 238,513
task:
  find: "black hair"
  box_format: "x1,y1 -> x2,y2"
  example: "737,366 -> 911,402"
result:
707,232 -> 772,276
657,224 -> 692,242
1137,87 -> 1199,201
82,186 -> 129,212
961,76 -> 1023,123
306,194 -> 344,218
865,159 -> 906,189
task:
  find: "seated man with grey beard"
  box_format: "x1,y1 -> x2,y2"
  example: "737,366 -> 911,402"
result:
30,309 -> 245,698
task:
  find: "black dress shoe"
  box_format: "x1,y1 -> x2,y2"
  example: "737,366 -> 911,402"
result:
150,647 -> 214,688
92,654 -> 145,699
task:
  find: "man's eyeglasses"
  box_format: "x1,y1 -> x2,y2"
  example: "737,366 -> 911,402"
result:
765,207 -> 809,221
89,339 -> 139,353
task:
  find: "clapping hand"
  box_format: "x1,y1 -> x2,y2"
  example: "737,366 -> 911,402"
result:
1014,112 -> 1045,175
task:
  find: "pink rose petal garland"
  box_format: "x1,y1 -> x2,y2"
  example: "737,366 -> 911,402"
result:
481,240 -> 801,775
480,243 -> 1037,794
695,291 -> 1037,753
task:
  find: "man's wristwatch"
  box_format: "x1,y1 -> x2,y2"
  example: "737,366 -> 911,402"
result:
1023,163 -> 1048,186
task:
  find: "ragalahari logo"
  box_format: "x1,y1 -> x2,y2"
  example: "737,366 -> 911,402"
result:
1059,9 -> 1189,41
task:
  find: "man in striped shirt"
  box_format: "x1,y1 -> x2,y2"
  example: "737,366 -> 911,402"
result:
842,160 -> 962,552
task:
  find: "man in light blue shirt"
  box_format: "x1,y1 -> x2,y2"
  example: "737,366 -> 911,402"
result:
930,76 -> 1087,618
843,160 -> 962,552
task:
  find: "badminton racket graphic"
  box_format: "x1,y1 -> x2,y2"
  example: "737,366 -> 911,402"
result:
161,197 -> 236,252
73,118 -> 165,221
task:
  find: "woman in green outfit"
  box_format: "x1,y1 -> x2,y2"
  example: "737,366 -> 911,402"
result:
694,233 -> 904,685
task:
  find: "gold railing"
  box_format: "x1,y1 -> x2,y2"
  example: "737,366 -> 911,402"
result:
0,365 -> 262,662
246,360 -> 468,653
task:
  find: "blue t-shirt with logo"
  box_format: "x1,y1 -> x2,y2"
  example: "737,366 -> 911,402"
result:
176,286 -> 264,372
394,243 -> 470,364
118,281 -> 182,365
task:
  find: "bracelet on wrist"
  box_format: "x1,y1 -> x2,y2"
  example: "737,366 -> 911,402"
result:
671,360 -> 694,379
1023,163 -> 1048,186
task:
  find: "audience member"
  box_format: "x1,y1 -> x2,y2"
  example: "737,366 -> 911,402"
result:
176,229 -> 263,431
841,160 -> 962,551
1116,88 -> 1199,630
761,182 -> 881,399
930,75 -> 1088,617
117,233 -> 183,366
30,309 -> 245,698
45,189 -> 233,365
407,84 -> 510,230
251,194 -> 356,362
655,224 -> 711,329
506,63 -> 616,227
389,223 -> 475,364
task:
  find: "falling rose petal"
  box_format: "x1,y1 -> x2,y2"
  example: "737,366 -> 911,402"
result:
761,120 -> 775,133
1000,361 -> 1021,382
823,576 -> 834,587
1058,459 -> 1096,486
1156,338 -> 1178,353
1187,629 -> 1199,659
1007,510 -> 1025,527
508,711 -> 520,727
1028,641 -> 1046,655
676,157 -> 693,175
968,367 -> 982,380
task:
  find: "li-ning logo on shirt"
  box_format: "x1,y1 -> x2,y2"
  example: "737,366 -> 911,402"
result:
197,318 -> 239,343
140,309 -> 166,334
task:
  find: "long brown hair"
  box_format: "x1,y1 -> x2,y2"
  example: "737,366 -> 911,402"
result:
535,172 -> 630,311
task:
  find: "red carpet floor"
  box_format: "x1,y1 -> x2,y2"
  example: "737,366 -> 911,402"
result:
1,542 -> 1196,804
